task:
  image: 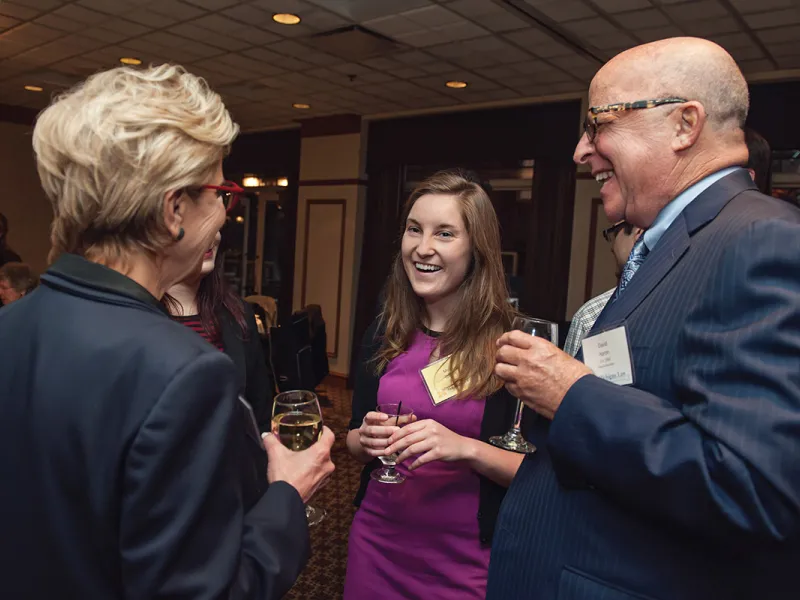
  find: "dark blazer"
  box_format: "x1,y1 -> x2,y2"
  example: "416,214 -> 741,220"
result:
350,318 -> 533,545
0,254 -> 309,600
487,169 -> 800,599
219,302 -> 275,432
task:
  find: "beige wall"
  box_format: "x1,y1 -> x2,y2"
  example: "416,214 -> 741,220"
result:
293,130 -> 367,376
0,122 -> 51,275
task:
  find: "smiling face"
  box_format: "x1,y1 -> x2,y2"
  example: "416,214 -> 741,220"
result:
401,193 -> 472,310
200,231 -> 221,277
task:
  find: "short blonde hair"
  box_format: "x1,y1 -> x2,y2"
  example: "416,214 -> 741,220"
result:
32,64 -> 239,263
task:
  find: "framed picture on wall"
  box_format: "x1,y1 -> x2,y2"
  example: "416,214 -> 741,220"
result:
501,251 -> 518,276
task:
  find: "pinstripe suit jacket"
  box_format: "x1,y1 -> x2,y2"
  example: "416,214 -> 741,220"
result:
487,170 -> 800,600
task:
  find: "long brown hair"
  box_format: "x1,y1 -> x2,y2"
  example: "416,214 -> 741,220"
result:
375,169 -> 517,400
164,251 -> 246,336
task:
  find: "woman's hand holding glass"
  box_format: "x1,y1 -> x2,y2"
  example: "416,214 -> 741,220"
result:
384,419 -> 470,471
358,411 -> 407,457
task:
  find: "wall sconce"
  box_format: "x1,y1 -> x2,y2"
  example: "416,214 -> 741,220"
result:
242,175 -> 265,188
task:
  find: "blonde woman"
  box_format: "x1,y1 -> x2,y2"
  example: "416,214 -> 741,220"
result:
344,170 -> 533,599
0,65 -> 333,599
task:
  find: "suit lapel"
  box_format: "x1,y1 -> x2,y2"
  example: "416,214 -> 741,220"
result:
591,169 -> 755,333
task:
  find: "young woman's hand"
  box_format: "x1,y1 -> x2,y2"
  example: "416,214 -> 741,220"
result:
384,419 -> 474,470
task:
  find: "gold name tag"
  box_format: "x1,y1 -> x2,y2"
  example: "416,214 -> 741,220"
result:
420,355 -> 459,406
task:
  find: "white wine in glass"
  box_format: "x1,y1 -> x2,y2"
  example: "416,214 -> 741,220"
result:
489,316 -> 559,454
271,390 -> 326,526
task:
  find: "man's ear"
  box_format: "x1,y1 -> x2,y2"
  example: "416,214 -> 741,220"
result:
163,189 -> 185,240
672,101 -> 705,152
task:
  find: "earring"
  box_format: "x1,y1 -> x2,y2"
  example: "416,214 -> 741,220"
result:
175,227 -> 185,242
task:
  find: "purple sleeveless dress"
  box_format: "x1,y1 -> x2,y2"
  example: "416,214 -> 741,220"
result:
344,330 -> 490,599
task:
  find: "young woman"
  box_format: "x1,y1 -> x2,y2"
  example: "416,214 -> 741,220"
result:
344,169 -> 532,599
166,231 -> 275,430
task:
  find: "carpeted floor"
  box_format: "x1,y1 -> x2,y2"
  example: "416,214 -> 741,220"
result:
284,377 -> 361,600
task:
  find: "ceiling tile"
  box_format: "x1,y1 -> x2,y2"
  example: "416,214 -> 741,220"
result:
504,27 -> 558,48
101,18 -> 150,36
448,0 -> 528,33
565,17 -> 622,37
755,24 -> 800,44
727,45 -> 763,62
35,14 -> 84,33
745,8 -> 800,29
707,32 -> 753,49
52,4 -> 109,24
0,15 -> 21,31
736,58 -> 774,73
662,0 -> 729,21
419,61 -> 458,74
82,26 -> 125,43
23,0 -> 66,9
307,0 -> 432,22
764,40 -> 800,58
124,9 -> 178,28
728,0 -> 793,15
183,0 -> 241,9
392,65 -> 428,78
77,0 -> 138,15
150,0 -> 207,21
681,17 -> 739,36
776,55 -> 800,69
234,26 -> 282,46
614,8 -> 670,29
222,3 -> 273,27
403,5 -> 464,28
635,25 -> 685,42
591,0 -> 652,12
0,2 -> 44,20
534,1 -> 597,22
587,31 -> 637,49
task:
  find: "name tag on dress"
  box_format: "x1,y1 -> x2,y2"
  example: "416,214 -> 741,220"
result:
581,325 -> 635,386
420,355 -> 459,406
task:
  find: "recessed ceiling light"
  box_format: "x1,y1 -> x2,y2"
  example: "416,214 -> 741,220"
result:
292,103 -> 310,109
235,215 -> 245,223
446,80 -> 468,89
273,13 -> 301,25
24,85 -> 43,92
119,57 -> 142,66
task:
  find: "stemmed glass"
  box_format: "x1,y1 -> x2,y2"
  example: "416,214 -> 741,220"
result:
370,403 -> 415,484
489,316 -> 559,454
271,390 -> 326,526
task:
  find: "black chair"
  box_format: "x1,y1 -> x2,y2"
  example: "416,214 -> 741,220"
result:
270,310 -> 332,407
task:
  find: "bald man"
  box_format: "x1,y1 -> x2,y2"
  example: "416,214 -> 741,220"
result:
489,38 -> 800,599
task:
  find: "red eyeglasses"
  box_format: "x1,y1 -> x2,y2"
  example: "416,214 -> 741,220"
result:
200,181 -> 245,213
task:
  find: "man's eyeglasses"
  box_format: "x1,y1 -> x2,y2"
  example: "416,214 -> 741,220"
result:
583,97 -> 687,142
199,181 -> 245,213
602,220 -> 627,243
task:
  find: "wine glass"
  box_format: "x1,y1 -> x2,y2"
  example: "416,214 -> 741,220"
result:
271,390 -> 326,526
489,316 -> 559,454
370,403 -> 415,484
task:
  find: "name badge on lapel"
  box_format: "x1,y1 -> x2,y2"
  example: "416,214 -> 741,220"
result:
420,355 -> 459,406
581,325 -> 635,386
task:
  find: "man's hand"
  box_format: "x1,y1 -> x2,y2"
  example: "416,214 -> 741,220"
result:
494,331 -> 592,419
262,426 -> 335,503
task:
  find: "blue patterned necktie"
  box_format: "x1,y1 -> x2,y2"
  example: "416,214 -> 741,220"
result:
613,236 -> 649,301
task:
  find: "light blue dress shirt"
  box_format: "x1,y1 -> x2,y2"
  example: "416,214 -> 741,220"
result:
643,166 -> 742,251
